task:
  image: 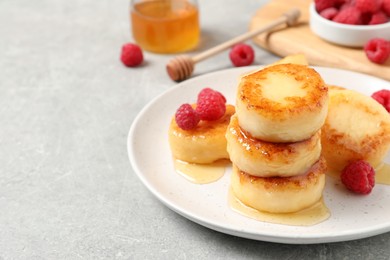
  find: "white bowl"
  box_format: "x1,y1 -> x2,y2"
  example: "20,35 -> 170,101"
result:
309,3 -> 390,47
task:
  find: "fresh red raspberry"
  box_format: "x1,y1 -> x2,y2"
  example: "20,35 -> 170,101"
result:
360,12 -> 372,24
333,6 -> 362,24
196,88 -> 226,121
354,0 -> 381,14
175,103 -> 200,130
382,0 -> 390,16
320,7 -> 339,20
339,2 -> 353,11
371,89 -> 390,112
368,11 -> 389,25
338,0 -> 352,5
364,38 -> 390,64
229,43 -> 255,67
341,160 -> 375,195
120,43 -> 143,67
197,88 -> 226,104
315,0 -> 338,13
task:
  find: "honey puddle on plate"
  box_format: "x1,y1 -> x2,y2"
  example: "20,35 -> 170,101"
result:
173,161 -> 388,225
174,159 -> 229,184
376,163 -> 390,185
228,188 -> 330,226
327,163 -> 390,185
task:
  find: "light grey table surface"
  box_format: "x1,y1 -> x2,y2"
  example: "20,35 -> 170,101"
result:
1,0 -> 389,259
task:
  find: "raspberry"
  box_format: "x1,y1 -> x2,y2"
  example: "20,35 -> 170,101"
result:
229,43 -> 255,67
175,103 -> 200,130
360,12 -> 372,24
120,43 -> 143,67
383,0 -> 390,16
315,0 -> 338,12
368,11 -> 389,25
196,88 -> 226,121
364,38 -> 390,64
197,87 -> 226,103
333,6 -> 362,24
354,0 -> 381,14
371,89 -> 390,112
340,160 -> 375,195
320,7 -> 339,20
339,2 -> 353,11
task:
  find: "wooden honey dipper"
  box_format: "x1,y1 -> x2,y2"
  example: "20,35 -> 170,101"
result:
166,8 -> 301,82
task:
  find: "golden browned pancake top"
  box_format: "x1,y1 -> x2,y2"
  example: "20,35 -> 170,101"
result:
238,64 -> 328,119
323,88 -> 390,155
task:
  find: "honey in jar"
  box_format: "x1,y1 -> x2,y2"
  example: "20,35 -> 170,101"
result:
130,0 -> 200,53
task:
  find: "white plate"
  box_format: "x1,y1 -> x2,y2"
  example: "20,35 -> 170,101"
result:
128,66 -> 390,244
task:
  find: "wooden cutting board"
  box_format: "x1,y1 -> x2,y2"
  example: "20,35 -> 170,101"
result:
250,0 -> 390,81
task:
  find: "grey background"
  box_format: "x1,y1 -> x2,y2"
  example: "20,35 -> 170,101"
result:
1,0 -> 389,259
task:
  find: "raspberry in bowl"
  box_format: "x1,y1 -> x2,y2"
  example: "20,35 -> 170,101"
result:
309,2 -> 390,47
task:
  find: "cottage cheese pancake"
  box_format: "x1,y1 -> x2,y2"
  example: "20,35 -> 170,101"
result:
322,87 -> 390,172
236,64 -> 328,142
226,114 -> 321,177
168,104 -> 235,164
230,156 -> 327,213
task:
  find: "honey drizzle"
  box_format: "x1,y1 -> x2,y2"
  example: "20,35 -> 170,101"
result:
376,163 -> 390,185
228,188 -> 330,226
173,159 -> 229,184
173,160 -> 388,225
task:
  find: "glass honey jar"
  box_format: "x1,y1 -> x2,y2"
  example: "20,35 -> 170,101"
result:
130,0 -> 200,53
